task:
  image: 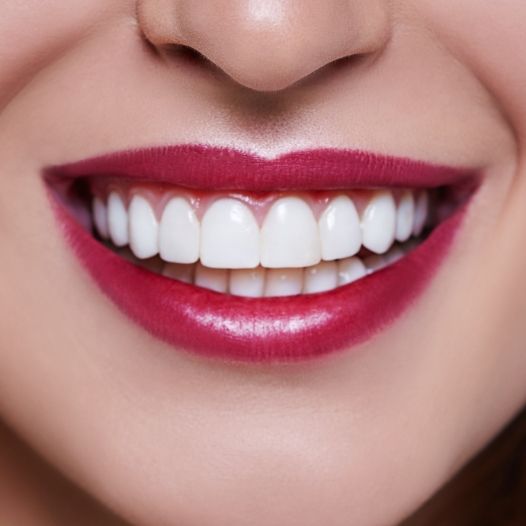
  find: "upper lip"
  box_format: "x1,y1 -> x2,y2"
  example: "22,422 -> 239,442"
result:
45,145 -> 475,191
46,145 -> 477,363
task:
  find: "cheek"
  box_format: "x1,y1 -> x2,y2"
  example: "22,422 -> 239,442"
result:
405,0 -> 526,465
0,0 -> 124,109
413,0 -> 526,140
413,0 -> 526,396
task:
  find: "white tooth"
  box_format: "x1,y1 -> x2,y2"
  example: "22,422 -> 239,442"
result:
361,190 -> 396,254
159,197 -> 200,264
303,261 -> 338,294
395,191 -> 415,243
364,255 -> 387,273
200,198 -> 260,269
265,268 -> 304,297
413,191 -> 429,237
92,197 -> 109,239
162,263 -> 195,284
319,196 -> 362,261
338,257 -> 367,285
107,192 -> 129,247
194,263 -> 229,293
129,195 -> 159,259
230,268 -> 266,298
261,197 -> 321,268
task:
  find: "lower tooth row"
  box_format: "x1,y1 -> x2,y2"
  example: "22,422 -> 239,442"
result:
93,190 -> 429,269
119,245 -> 409,298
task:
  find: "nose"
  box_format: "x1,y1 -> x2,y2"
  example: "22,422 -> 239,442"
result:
137,0 -> 390,92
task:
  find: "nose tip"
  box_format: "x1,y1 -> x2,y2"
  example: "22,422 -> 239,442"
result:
138,0 -> 390,92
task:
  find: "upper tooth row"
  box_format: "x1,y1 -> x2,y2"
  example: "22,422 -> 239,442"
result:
93,191 -> 429,269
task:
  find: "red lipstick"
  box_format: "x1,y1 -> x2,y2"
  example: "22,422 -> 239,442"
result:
47,145 -> 472,191
46,147 -> 475,363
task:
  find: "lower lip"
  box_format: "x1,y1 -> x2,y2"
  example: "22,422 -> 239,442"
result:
49,193 -> 467,363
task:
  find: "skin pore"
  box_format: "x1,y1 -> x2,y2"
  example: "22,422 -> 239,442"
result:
0,1 -> 525,525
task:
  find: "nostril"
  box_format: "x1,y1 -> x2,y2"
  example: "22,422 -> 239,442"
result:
137,0 -> 391,93
162,44 -> 210,66
143,35 -> 219,73
330,53 -> 368,72
136,4 -> 212,70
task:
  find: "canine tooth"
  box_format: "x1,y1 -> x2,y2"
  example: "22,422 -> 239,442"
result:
413,191 -> 429,236
265,268 -> 304,297
338,257 -> 367,285
163,263 -> 195,284
129,195 -> 159,259
92,197 -> 109,239
194,263 -> 229,293
304,261 -> 338,294
395,191 -> 415,243
361,190 -> 396,254
159,198 -> 200,264
230,268 -> 266,298
201,198 -> 260,269
319,196 -> 362,261
107,192 -> 129,247
261,197 -> 321,268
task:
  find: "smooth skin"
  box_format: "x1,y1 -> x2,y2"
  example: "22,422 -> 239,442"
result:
0,1 -> 525,525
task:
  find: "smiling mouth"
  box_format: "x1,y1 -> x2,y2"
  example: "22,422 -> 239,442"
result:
45,146 -> 477,363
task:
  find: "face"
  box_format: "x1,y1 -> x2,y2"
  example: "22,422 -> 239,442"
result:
1,1 -> 525,525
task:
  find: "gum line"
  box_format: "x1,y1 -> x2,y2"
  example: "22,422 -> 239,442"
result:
91,184 -> 431,270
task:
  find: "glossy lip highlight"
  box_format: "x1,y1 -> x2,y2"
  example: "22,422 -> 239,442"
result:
46,147 -> 476,363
